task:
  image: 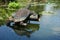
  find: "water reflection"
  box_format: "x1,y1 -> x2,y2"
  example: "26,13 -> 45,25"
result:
7,24 -> 40,38
44,3 -> 57,12
51,27 -> 60,36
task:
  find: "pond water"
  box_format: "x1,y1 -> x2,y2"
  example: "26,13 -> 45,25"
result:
0,3 -> 60,40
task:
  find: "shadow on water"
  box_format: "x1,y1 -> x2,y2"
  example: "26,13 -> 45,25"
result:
7,23 -> 40,38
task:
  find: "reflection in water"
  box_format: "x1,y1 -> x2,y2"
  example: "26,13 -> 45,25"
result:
44,3 -> 55,12
51,27 -> 60,36
7,24 -> 40,38
42,3 -> 57,15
